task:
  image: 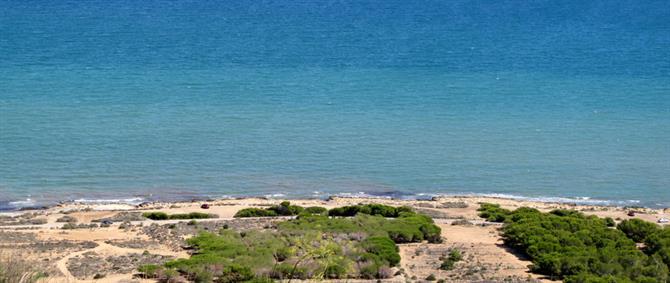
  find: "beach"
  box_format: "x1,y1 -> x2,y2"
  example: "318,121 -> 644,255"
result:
1,195 -> 667,282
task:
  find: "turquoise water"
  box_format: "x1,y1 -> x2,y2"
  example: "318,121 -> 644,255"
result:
1,1 -> 669,208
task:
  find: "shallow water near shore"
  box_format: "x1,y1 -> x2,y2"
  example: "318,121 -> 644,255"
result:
1,1 -> 669,209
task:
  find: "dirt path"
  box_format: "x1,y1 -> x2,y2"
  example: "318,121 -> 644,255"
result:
52,240 -> 184,282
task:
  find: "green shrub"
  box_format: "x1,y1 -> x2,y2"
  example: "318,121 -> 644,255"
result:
359,262 -> 382,279
361,236 -> 400,266
191,267 -> 213,283
234,208 -> 278,218
161,269 -> 181,282
234,202 -> 305,217
324,263 -> 347,279
440,249 -> 462,271
304,206 -> 328,215
218,264 -> 255,283
617,218 -> 660,242
440,259 -> 455,271
142,211 -> 216,220
143,212 -> 169,220
480,204 -> 670,282
476,203 -> 511,222
448,249 -> 462,262
328,204 -> 412,217
138,264 -> 161,278
169,212 -> 214,220
271,263 -> 307,279
645,228 -> 670,254
426,274 -> 437,281
272,201 -> 304,216
244,277 -> 274,283
604,217 -> 616,227
644,228 -> 670,273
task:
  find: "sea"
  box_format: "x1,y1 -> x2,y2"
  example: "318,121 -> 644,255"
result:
1,0 -> 669,210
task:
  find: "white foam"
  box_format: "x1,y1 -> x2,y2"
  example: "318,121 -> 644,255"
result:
72,197 -> 144,205
264,193 -> 286,199
9,198 -> 36,207
431,192 -> 641,206
334,192 -> 392,199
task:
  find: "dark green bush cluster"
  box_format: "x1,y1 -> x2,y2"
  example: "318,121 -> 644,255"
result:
476,203 -> 511,222
303,206 -> 328,215
142,212 -> 216,220
235,203 -> 412,219
142,212 -> 169,220
478,203 -> 670,282
617,219 -> 660,243
361,236 -> 401,266
233,208 -> 278,217
234,202 -> 325,218
328,204 -> 413,217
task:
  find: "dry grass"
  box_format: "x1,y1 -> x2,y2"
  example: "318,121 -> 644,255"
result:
0,252 -> 43,283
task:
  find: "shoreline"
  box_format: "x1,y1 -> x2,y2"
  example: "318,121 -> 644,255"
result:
3,194 -> 669,224
1,192 -> 661,214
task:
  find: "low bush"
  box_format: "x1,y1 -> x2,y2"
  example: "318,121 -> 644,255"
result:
304,206 -> 328,215
143,212 -> 217,220
617,218 -> 659,242
323,260 -> 348,279
142,212 -> 169,220
234,202 -> 314,218
328,204 -> 412,217
644,227 -> 670,273
55,215 -> 77,223
439,249 -> 462,271
169,212 -> 214,220
138,264 -> 161,278
476,203 -> 511,222
234,208 -> 278,217
361,236 -> 400,266
478,203 -> 670,282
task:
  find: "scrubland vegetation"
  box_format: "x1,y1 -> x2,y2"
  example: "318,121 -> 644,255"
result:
143,212 -> 217,220
478,203 -> 670,282
139,204 -> 441,282
233,201 -> 320,217
0,254 -> 43,283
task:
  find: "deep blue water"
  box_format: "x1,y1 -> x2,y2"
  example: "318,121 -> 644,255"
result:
1,1 -> 669,209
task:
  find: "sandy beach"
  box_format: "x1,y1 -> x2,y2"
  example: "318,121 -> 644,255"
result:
1,196 -> 668,283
